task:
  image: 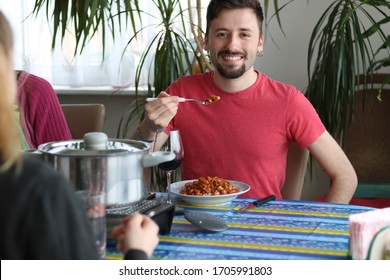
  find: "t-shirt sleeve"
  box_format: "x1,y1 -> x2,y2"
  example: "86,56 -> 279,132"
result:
285,88 -> 326,148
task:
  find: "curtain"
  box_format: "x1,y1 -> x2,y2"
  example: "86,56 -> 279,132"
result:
1,0 -> 206,88
1,0 -> 157,88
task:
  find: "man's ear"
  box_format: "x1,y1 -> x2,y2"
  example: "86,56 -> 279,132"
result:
204,37 -> 209,51
257,35 -> 264,53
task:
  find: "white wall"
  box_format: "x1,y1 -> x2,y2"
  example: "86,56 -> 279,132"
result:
256,1 -> 326,90
256,1 -> 390,91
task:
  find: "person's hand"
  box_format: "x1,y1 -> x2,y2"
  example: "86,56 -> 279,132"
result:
143,91 -> 180,132
111,213 -> 160,258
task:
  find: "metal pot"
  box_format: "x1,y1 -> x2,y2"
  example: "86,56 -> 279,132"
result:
37,132 -> 174,206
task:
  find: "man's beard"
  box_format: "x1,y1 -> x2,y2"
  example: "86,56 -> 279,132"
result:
215,63 -> 246,79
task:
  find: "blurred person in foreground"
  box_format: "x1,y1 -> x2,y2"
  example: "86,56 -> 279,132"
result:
0,11 -> 159,260
133,0 -> 357,204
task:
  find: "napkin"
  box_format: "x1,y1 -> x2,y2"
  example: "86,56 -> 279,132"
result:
349,207 -> 390,259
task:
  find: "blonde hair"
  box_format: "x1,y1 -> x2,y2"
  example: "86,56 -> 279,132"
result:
0,11 -> 21,172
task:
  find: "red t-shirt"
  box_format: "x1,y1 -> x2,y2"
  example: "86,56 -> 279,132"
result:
167,71 -> 325,199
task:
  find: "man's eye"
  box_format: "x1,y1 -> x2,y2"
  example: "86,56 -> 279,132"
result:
216,33 -> 227,37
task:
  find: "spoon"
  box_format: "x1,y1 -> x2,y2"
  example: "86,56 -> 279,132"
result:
146,96 -> 220,105
174,208 -> 228,232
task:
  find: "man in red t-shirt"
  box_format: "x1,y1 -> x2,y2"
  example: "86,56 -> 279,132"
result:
133,0 -> 357,203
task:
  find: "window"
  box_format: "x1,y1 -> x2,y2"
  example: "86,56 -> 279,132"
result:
1,0 -> 206,89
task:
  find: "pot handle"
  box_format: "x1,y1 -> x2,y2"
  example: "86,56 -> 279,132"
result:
142,151 -> 175,168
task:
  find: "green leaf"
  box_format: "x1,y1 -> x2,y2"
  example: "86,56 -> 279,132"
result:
305,0 -> 390,140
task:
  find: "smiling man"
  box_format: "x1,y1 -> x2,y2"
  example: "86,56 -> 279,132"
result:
133,0 -> 357,204
205,3 -> 263,84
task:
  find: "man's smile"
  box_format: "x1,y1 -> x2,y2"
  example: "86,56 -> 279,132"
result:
219,52 -> 246,64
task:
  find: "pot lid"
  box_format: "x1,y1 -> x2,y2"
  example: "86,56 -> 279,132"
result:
38,132 -> 150,156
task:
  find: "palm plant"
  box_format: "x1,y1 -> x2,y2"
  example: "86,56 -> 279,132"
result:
304,0 -> 390,141
31,0 -> 141,56
266,0 -> 389,141
368,34 -> 390,95
117,0 -> 207,138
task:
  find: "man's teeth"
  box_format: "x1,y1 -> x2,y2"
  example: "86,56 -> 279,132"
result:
224,56 -> 241,60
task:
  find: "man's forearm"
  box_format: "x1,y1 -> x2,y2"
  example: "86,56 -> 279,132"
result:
133,122 -> 158,143
325,175 -> 357,204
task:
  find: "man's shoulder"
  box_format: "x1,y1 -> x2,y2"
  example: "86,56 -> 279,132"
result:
169,72 -> 211,92
257,73 -> 302,101
259,72 -> 298,91
177,72 -> 211,83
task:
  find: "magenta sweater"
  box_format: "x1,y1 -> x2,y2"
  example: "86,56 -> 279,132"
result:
17,71 -> 72,149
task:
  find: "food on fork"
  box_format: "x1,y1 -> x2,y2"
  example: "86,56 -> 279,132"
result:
180,176 -> 238,196
204,95 -> 220,104
146,96 -> 220,105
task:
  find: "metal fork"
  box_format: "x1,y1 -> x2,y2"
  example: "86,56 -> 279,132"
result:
146,97 -> 213,105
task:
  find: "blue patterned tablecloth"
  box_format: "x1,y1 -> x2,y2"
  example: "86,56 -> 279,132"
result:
107,198 -> 374,260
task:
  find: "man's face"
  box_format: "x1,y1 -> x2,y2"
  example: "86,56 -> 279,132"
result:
204,8 -> 264,80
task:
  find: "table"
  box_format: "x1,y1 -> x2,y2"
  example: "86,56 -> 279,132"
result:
106,198 -> 374,260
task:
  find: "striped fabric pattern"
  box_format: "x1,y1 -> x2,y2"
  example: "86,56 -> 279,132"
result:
107,199 -> 373,260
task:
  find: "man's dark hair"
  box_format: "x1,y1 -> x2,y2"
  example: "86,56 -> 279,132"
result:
206,0 -> 264,36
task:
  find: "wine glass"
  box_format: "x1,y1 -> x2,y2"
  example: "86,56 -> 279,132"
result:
157,129 -> 184,203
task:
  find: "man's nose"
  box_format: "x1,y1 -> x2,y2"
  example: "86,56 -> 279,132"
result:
225,34 -> 240,50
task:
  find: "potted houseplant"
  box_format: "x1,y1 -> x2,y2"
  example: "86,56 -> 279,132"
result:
304,0 -> 390,140
115,0 -> 210,138
268,0 -> 390,141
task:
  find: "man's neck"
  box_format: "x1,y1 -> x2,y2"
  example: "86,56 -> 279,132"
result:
212,68 -> 258,92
